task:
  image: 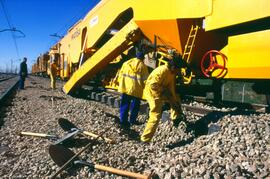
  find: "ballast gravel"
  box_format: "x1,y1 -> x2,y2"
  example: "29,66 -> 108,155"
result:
0,76 -> 269,178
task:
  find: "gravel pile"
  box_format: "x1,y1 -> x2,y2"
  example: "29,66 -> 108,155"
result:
0,76 -> 269,178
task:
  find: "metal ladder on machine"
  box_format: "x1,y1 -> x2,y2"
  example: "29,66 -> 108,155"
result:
182,25 -> 199,84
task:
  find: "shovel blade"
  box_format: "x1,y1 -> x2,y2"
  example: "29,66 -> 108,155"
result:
49,144 -> 78,167
54,129 -> 80,145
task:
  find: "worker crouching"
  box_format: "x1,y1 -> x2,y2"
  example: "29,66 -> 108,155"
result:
141,55 -> 188,143
117,51 -> 149,128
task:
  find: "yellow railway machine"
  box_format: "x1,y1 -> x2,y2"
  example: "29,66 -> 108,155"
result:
32,0 -> 270,105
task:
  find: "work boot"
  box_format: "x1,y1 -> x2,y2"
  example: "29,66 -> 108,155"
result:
140,138 -> 151,145
130,121 -> 143,126
120,122 -> 130,130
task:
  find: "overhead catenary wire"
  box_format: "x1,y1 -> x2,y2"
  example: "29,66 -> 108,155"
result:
0,0 -> 20,58
55,0 -> 101,36
45,3 -> 91,50
44,0 -> 101,52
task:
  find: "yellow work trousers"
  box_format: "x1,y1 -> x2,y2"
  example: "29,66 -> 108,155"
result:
141,98 -> 181,142
50,74 -> 56,89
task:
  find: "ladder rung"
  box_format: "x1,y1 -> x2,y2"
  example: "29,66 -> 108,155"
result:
185,45 -> 193,48
183,25 -> 199,62
183,52 -> 190,55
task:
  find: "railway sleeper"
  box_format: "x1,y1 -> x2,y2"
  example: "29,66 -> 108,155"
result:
84,90 -> 149,115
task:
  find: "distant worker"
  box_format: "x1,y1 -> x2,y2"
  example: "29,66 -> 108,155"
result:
117,50 -> 149,128
140,54 -> 188,143
19,57 -> 28,89
50,57 -> 58,90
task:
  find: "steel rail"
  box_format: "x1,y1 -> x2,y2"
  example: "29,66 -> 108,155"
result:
0,76 -> 17,83
0,77 -> 20,106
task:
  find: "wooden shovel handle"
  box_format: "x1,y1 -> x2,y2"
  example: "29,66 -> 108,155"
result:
95,164 -> 151,179
82,131 -> 115,143
20,131 -> 56,138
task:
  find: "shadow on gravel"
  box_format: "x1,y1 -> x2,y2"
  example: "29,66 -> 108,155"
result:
120,127 -> 141,141
166,109 -> 261,149
0,91 -> 17,128
105,112 -> 120,123
0,109 -> 6,128
105,112 -> 141,141
61,137 -> 94,148
39,95 -> 66,101
59,167 -> 82,178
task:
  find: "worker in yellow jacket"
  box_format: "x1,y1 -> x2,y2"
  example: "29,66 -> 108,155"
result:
141,55 -> 187,142
50,57 -> 58,90
117,50 -> 149,127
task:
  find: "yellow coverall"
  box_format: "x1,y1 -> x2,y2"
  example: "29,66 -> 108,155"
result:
118,57 -> 149,98
141,65 -> 183,142
50,62 -> 57,89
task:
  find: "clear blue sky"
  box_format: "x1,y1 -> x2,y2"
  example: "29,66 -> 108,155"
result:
0,0 -> 100,73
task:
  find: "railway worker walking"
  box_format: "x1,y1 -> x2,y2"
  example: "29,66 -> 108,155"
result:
19,57 -> 28,90
140,54 -> 188,143
117,49 -> 149,128
50,57 -> 58,90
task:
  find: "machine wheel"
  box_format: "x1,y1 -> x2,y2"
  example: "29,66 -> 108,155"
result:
201,50 -> 227,78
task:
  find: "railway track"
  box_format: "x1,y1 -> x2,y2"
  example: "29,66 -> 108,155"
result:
77,85 -> 269,118
0,75 -> 16,82
0,74 -> 20,107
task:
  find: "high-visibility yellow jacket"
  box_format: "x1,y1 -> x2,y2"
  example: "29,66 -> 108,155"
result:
144,65 -> 178,102
118,58 -> 149,98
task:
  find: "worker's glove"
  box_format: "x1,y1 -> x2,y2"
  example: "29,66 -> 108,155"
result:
112,78 -> 119,86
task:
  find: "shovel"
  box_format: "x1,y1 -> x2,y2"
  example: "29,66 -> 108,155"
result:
49,144 -> 151,179
19,130 -> 80,145
58,118 -> 115,143
19,131 -> 58,140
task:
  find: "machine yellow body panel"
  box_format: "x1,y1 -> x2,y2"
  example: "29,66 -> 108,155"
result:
223,30 -> 270,79
204,0 -> 270,31
59,38 -> 68,78
80,0 -> 211,51
68,26 -> 82,64
132,0 -> 211,20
